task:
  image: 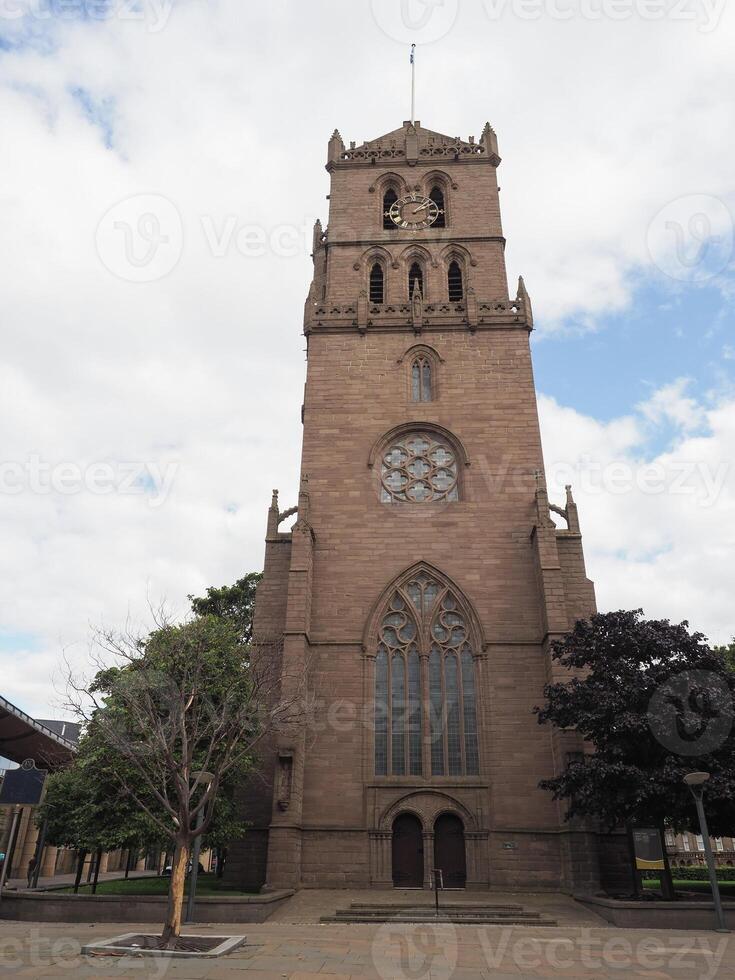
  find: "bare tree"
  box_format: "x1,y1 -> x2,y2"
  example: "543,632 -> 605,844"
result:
64,610 -> 306,944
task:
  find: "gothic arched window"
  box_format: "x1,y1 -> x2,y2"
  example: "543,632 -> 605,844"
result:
374,593 -> 422,777
411,355 -> 433,402
383,188 -> 398,229
369,262 -> 385,303
429,186 -> 446,228
408,262 -> 424,299
448,260 -> 463,301
380,431 -> 458,504
374,572 -> 480,778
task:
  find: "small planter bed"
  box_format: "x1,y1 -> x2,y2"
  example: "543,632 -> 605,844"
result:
82,933 -> 246,959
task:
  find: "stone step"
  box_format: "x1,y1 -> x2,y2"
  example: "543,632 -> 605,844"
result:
334,905 -> 541,918
321,913 -> 558,926
348,902 -> 525,913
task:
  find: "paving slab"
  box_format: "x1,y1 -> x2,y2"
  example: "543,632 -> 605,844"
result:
1,907 -> 735,978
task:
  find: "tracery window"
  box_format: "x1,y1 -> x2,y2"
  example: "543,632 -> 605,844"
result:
411,356 -> 432,402
369,262 -> 385,303
448,260 -> 463,301
408,262 -> 424,299
429,186 -> 446,228
374,572 -> 480,778
380,431 -> 458,504
383,188 -> 398,229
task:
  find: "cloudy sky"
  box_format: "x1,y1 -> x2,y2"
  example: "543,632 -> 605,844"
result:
0,0 -> 733,724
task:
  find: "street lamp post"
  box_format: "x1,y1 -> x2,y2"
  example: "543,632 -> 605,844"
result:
683,772 -> 729,933
185,771 -> 213,925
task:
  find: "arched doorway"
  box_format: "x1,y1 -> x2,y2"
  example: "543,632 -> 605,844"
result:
392,813 -> 423,887
433,813 -> 466,888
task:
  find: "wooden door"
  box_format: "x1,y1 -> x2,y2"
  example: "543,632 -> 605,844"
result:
433,814 -> 466,888
392,813 -> 423,887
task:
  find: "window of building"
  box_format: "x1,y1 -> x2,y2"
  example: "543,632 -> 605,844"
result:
683,836 -> 691,852
429,186 -> 446,228
716,838 -> 724,852
383,188 -> 398,229
411,356 -> 433,402
696,835 -> 705,852
374,572 -> 479,777
380,431 -> 458,504
447,260 -> 463,301
408,262 -> 424,299
665,831 -> 675,847
369,262 -> 385,303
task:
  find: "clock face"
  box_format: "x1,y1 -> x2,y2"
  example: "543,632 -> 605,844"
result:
388,193 -> 441,231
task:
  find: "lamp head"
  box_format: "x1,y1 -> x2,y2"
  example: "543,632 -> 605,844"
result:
683,772 -> 711,787
192,771 -> 214,786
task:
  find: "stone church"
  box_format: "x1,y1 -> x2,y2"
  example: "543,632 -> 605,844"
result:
228,119 -> 625,894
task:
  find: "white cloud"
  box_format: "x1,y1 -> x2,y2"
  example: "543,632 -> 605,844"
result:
0,2 -> 734,714
637,378 -> 707,433
539,388 -> 735,645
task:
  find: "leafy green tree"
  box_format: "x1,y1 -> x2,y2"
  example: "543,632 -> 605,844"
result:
714,641 -> 735,674
65,611 -> 302,944
536,610 -> 735,896
189,573 -> 261,644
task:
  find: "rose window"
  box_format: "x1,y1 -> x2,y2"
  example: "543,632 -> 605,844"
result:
380,432 -> 459,503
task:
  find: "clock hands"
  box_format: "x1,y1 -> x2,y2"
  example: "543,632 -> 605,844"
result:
412,201 -> 430,214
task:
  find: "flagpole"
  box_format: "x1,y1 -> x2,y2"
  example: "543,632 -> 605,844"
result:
410,43 -> 416,125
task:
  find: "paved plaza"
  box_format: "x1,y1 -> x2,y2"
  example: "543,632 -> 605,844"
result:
1,889 -> 733,979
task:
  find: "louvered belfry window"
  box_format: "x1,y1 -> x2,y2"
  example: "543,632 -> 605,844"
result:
429,186 -> 446,228
369,262 -> 384,303
408,262 -> 424,298
448,260 -> 463,301
383,188 -> 398,229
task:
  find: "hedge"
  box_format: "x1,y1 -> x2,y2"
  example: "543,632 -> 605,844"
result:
642,867 -> 735,882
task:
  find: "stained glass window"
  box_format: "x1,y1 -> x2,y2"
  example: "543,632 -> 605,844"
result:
380,431 -> 458,504
375,649 -> 388,776
374,578 -> 479,779
429,648 -> 444,776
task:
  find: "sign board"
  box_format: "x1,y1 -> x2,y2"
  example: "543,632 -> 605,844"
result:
0,764 -> 47,806
633,828 -> 665,871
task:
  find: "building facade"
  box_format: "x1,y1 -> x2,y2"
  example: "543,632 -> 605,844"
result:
666,830 -> 735,869
228,119 -> 624,893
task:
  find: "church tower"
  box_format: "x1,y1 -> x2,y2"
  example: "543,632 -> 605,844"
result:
230,120 -> 618,893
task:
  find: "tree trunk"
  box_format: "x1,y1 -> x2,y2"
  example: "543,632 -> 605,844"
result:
73,850 -> 87,894
161,841 -> 189,946
91,849 -> 103,894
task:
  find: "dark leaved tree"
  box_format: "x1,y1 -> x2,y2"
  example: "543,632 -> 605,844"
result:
536,610 -> 735,897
